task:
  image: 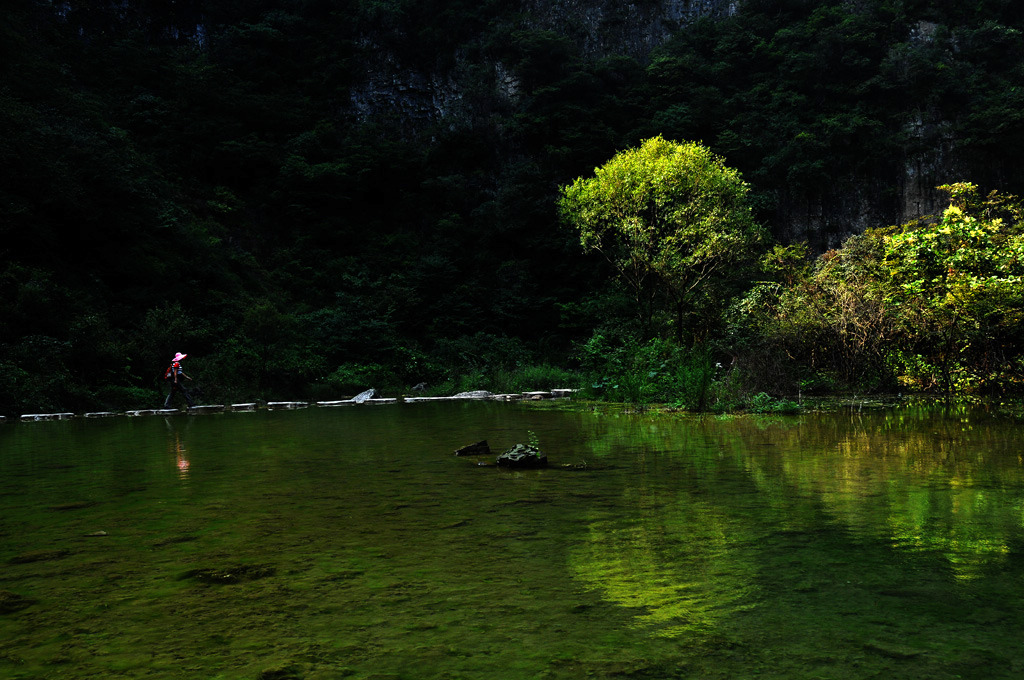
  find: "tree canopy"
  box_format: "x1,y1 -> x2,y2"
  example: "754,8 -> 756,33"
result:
559,137 -> 765,341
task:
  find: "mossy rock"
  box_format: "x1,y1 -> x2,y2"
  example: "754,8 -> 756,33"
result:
496,444 -> 547,469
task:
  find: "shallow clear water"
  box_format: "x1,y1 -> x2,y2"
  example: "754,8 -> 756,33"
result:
1,402 -> 1023,679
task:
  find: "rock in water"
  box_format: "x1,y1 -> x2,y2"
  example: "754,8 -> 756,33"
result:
496,444 -> 547,469
179,564 -> 276,584
454,440 -> 491,456
353,388 -> 375,403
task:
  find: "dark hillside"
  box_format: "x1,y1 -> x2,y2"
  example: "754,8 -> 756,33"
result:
3,0 -> 1024,412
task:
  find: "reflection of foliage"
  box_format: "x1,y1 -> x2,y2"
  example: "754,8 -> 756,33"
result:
570,495 -> 758,638
572,403 -> 1024,637
885,488 -> 1013,582
734,405 -> 1024,581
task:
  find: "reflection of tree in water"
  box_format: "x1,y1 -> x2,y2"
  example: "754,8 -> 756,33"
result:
567,413 -> 766,639
568,405 -> 1024,644
732,407 -> 1024,581
569,493 -> 759,638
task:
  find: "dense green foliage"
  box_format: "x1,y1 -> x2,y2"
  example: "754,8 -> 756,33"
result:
4,0 -> 1024,413
732,184 -> 1024,396
560,137 -> 765,342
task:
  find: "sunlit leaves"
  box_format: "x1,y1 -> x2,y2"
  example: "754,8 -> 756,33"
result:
881,183 -> 1024,391
559,137 -> 765,341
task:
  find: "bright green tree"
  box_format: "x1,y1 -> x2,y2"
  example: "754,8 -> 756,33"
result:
883,183 -> 1024,394
559,136 -> 765,341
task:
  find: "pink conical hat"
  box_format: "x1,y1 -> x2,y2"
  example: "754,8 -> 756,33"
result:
173,352 -> 187,362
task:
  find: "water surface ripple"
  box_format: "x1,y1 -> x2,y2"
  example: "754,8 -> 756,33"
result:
1,402 -> 1022,678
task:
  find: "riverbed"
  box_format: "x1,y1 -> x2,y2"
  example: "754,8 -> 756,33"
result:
1,401 -> 1022,678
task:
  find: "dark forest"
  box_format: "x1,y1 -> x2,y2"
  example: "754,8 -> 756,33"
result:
3,0 -> 1024,414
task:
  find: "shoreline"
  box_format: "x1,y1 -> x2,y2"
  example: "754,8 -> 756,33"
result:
4,389 -> 579,423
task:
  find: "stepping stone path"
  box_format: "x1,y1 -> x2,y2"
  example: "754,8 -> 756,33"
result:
3,389 -> 578,423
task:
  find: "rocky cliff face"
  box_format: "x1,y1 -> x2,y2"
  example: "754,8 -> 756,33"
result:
519,0 -> 738,59
48,0 -> 966,244
344,0 -> 955,245
347,0 -> 739,131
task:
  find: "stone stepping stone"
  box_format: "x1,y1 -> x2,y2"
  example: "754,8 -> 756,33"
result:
189,405 -> 224,414
403,396 -> 457,403
229,403 -> 257,411
84,412 -> 118,418
20,413 -> 75,422
267,402 -> 308,409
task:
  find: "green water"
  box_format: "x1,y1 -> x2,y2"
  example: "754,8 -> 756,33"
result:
1,402 -> 1023,679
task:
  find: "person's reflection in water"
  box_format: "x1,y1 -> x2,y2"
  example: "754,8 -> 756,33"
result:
165,418 -> 191,481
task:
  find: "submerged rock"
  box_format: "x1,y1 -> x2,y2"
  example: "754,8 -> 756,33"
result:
180,564 -> 276,584
496,444 -> 547,469
258,664 -> 304,680
560,462 -> 592,471
454,440 -> 491,456
0,590 -> 34,614
863,640 -> 926,659
8,549 -> 69,564
49,501 -> 96,511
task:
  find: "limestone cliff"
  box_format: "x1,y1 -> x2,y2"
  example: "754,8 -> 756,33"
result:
47,0 -> 978,244
348,0 -> 738,130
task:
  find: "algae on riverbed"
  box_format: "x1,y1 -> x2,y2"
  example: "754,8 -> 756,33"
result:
1,402 -> 1023,678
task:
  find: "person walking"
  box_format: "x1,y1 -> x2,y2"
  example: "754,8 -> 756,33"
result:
163,352 -> 196,409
